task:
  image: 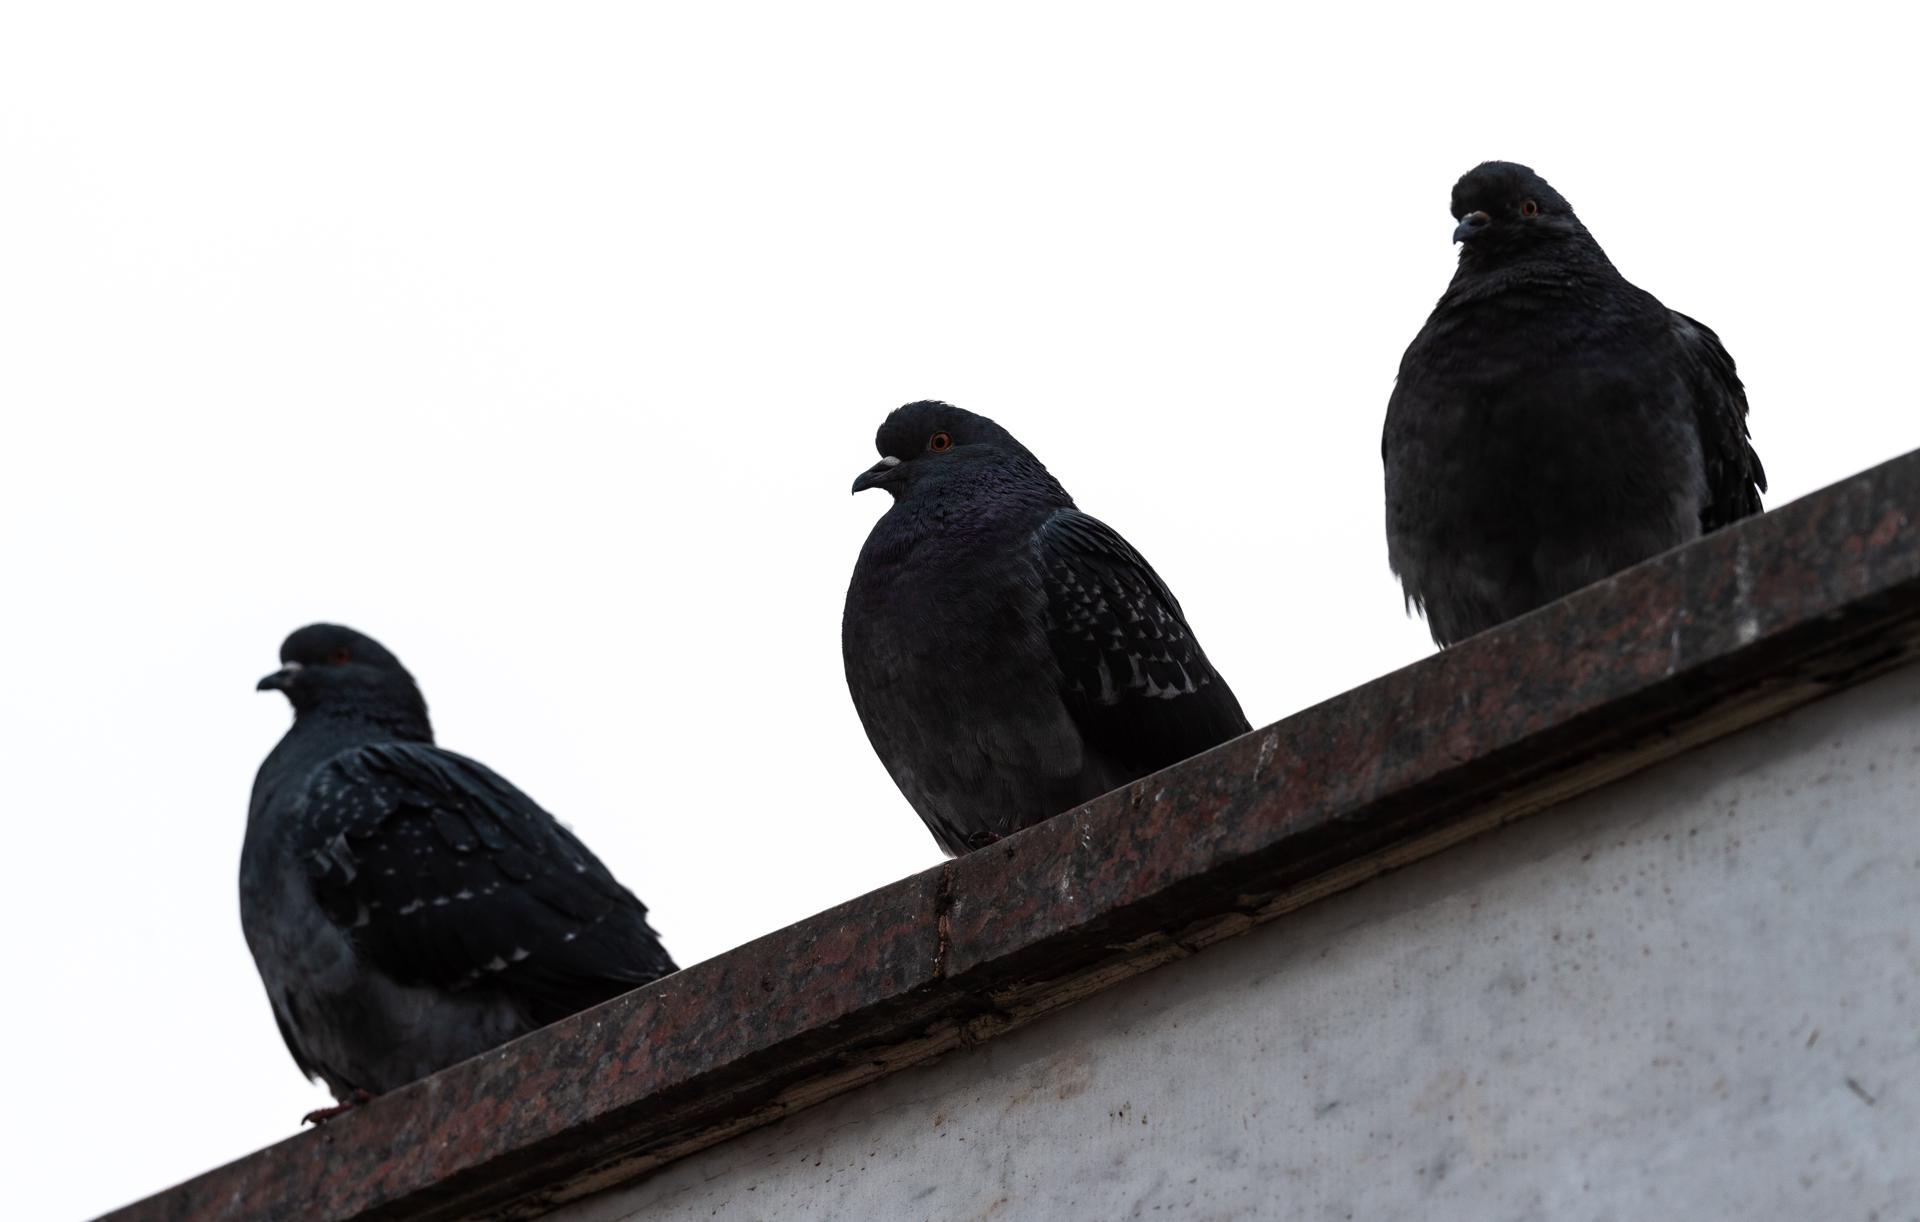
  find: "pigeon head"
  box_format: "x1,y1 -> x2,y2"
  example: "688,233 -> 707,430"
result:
850,400 -> 1068,507
1447,161 -> 1588,259
258,623 -> 430,727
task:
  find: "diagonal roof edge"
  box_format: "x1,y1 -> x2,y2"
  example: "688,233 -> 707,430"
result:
106,450 -> 1920,1222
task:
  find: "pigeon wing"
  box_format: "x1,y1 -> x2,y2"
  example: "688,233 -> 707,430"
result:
292,742 -> 675,1023
1033,508 -> 1251,775
1671,310 -> 1766,531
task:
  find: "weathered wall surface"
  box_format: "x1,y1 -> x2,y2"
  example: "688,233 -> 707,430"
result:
554,664 -> 1920,1222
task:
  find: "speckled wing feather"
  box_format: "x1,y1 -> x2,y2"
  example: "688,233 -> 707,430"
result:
293,742 -> 674,1023
1670,310 -> 1767,531
1034,509 -> 1250,773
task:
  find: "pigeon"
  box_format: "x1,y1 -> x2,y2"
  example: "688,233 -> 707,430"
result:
844,401 -> 1251,856
240,624 -> 675,1118
1383,161 -> 1766,646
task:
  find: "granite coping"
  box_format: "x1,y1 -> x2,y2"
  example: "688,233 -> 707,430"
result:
106,449 -> 1920,1222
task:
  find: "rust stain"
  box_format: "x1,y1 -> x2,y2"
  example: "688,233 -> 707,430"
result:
932,860 -> 956,981
1868,507 -> 1906,550
1049,1048 -> 1095,1101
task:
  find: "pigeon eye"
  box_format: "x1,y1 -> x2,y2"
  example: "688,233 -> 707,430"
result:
928,432 -> 954,453
1520,199 -> 1539,218
328,647 -> 352,665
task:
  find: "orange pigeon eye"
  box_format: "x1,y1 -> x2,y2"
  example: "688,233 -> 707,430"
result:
929,432 -> 954,452
329,647 -> 352,665
1520,199 -> 1539,218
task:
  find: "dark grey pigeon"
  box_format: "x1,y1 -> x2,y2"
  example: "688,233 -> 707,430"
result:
241,624 -> 675,1119
1384,161 -> 1766,646
844,401 -> 1251,856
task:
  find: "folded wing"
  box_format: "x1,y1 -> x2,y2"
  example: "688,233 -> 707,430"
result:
293,742 -> 675,1024
1034,509 -> 1251,777
1671,310 -> 1767,531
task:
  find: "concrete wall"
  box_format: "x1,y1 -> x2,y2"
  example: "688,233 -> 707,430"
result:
554,664 -> 1920,1222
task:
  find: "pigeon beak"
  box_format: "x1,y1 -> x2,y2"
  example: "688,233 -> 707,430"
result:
851,455 -> 903,495
256,662 -> 303,692
1453,211 -> 1492,243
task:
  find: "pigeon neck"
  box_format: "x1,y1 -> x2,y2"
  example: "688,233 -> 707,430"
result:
295,700 -> 435,744
915,482 -> 1069,533
1444,240 -> 1620,305
941,456 -> 1070,510
863,479 -> 1068,570
1454,217 -> 1616,274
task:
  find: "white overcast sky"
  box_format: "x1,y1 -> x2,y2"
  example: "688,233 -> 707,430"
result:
2,4 -> 1914,1217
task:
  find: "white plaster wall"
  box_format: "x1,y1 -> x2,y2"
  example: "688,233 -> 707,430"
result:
555,665 -> 1920,1222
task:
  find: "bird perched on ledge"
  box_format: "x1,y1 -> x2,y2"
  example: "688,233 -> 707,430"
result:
241,624 -> 675,1119
844,401 -> 1251,856
1384,160 -> 1766,647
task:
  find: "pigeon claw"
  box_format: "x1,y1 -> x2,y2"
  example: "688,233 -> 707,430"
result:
963,830 -> 1004,852
302,1088 -> 374,1125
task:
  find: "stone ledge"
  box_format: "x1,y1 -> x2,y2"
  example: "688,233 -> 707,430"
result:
104,449 -> 1920,1222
